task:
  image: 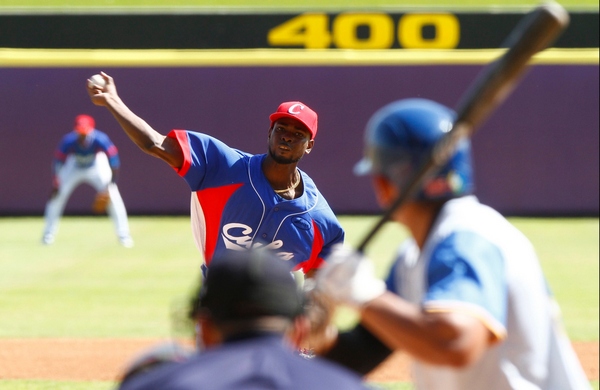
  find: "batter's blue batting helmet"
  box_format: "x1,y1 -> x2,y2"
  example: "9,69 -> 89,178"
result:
354,98 -> 474,200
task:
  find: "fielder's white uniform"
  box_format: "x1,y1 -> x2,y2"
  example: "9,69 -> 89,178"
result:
42,129 -> 132,246
385,195 -> 590,390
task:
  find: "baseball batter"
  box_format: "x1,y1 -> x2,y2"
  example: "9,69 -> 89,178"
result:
41,114 -> 133,248
313,99 -> 590,389
86,72 -> 344,277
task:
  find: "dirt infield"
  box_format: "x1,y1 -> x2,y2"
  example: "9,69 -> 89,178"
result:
0,339 -> 597,383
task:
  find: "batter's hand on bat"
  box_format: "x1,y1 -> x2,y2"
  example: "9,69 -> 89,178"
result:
316,244 -> 386,308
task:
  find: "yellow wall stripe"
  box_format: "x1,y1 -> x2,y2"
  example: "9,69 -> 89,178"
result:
0,48 -> 597,67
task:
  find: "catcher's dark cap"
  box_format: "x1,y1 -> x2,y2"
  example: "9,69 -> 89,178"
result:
198,249 -> 303,322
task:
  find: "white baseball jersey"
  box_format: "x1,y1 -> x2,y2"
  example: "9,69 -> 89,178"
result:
385,195 -> 590,390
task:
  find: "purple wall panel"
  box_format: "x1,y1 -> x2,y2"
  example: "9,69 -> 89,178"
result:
0,65 -> 597,216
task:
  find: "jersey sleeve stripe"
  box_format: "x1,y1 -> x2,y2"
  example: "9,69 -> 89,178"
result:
424,300 -> 507,343
104,144 -> 117,156
168,129 -> 192,177
54,150 -> 67,162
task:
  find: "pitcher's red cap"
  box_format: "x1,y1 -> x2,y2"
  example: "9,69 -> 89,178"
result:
74,114 -> 95,135
269,101 -> 318,139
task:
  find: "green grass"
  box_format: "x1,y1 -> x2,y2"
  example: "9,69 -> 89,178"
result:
0,216 -> 597,340
510,218 -> 599,340
0,216 -> 597,390
0,216 -> 200,338
0,380 -> 115,390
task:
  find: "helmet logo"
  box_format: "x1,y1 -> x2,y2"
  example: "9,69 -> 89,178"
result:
288,104 -> 304,115
448,171 -> 464,193
439,119 -> 453,133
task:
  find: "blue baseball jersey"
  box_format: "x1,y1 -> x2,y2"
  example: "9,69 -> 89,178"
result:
54,129 -> 120,170
384,195 -> 590,390
167,130 -> 345,274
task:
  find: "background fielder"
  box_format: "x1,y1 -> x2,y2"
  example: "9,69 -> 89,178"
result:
41,114 -> 133,248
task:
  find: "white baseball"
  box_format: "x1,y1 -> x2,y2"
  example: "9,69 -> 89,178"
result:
87,74 -> 106,89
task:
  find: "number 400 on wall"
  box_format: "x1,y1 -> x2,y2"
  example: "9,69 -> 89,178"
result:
268,13 -> 461,49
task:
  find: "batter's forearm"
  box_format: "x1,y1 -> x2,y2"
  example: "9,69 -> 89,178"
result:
360,292 -> 488,367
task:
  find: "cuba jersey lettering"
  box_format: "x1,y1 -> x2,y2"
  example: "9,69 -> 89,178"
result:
168,130 -> 344,274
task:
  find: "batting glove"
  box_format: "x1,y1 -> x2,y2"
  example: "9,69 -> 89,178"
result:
316,244 -> 386,308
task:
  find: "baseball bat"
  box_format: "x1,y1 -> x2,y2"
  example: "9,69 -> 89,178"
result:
356,2 -> 569,253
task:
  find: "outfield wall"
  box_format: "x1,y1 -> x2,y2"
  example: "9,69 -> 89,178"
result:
0,60 -> 597,216
0,11 -> 597,49
1,8 -> 598,216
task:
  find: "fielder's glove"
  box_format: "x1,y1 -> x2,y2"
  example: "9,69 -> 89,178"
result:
315,244 -> 386,308
92,191 -> 110,214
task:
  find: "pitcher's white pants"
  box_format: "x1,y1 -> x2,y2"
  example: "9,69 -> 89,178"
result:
42,153 -> 131,241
